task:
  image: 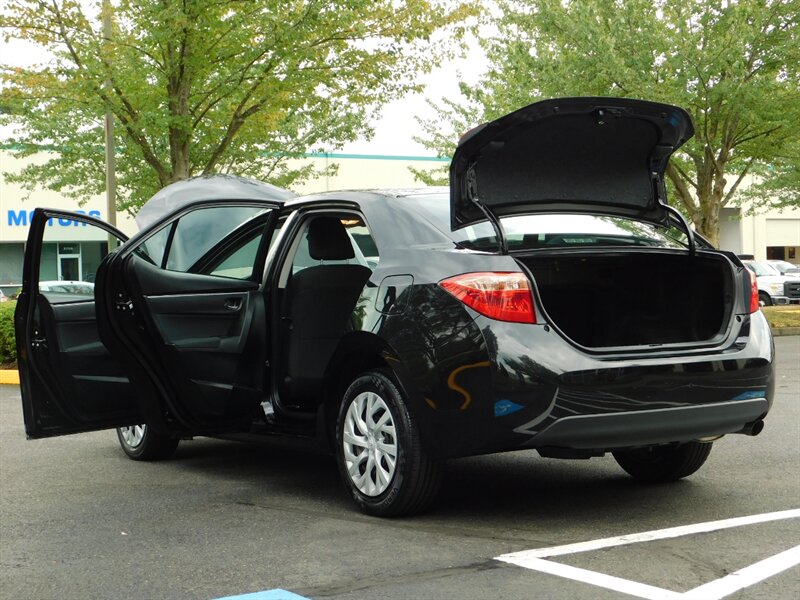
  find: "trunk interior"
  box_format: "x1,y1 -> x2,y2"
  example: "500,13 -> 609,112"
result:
517,251 -> 734,348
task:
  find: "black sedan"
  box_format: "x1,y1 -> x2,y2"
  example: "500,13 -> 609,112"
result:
15,97 -> 774,516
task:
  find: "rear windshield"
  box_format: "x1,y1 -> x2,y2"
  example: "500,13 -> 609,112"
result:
405,193 -> 689,251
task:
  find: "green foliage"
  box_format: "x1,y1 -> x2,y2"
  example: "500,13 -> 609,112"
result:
1,0 -> 477,213
416,0 -> 800,246
0,302 -> 16,365
740,134 -> 800,211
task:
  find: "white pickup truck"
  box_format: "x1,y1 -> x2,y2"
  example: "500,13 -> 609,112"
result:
766,259 -> 800,278
743,260 -> 800,306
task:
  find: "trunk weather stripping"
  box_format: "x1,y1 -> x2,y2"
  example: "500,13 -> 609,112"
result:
466,166 -> 509,255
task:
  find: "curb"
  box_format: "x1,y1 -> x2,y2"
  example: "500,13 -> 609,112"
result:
1,329 -> 798,386
0,370 -> 19,385
770,327 -> 800,337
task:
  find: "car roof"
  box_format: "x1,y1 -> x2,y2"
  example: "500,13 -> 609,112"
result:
136,174 -> 296,231
285,187 -> 444,202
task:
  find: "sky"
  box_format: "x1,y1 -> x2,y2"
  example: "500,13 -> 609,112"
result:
0,16 -> 489,158
340,35 -> 488,156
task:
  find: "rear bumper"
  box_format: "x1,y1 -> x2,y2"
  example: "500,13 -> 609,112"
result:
522,398 -> 768,450
402,308 -> 775,459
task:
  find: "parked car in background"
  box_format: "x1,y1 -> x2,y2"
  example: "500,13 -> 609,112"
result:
0,289 -> 7,303
766,260 -> 800,278
742,260 -> 800,306
36,281 -> 96,304
15,98 -> 774,516
38,281 -> 95,295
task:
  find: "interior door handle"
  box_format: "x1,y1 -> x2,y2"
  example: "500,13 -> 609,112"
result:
224,298 -> 242,311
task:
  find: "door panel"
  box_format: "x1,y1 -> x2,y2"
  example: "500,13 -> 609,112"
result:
96,202 -> 277,433
38,298 -> 136,421
145,291 -> 251,351
106,256 -> 265,430
15,209 -> 141,439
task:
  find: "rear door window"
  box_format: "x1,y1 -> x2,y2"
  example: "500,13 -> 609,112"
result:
131,205 -> 272,281
166,206 -> 267,272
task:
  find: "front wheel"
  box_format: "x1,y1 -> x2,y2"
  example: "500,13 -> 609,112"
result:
759,291 -> 773,307
613,441 -> 712,483
116,424 -> 179,461
336,370 -> 442,517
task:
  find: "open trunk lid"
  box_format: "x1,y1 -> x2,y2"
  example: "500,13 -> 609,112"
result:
449,97 -> 694,231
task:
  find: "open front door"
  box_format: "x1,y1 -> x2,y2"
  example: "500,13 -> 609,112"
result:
15,209 -> 141,438
96,201 -> 279,434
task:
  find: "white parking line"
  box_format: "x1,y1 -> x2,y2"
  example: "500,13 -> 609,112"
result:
682,545 -> 800,599
505,557 -> 685,599
496,509 -> 800,600
500,508 -> 800,560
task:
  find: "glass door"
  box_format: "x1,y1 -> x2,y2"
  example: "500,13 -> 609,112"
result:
57,242 -> 82,281
58,255 -> 81,281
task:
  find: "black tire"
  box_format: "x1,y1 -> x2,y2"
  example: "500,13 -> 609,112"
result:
613,441 -> 712,483
116,424 -> 179,461
759,291 -> 773,307
336,370 -> 442,517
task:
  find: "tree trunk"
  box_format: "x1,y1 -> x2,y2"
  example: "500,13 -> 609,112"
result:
170,137 -> 190,182
666,161 -> 724,248
695,202 -> 720,248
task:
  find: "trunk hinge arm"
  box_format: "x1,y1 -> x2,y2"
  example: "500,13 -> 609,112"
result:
653,166 -> 696,254
466,166 -> 508,255
664,204 -> 696,255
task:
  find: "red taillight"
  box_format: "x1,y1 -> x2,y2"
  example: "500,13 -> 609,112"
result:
749,270 -> 759,313
439,272 -> 536,324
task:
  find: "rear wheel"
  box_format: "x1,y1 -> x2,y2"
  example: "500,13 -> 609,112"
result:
613,441 -> 712,483
336,370 -> 442,517
116,424 -> 179,461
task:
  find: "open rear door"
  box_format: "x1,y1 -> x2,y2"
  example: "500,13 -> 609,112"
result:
15,209 -> 142,438
96,201 -> 280,434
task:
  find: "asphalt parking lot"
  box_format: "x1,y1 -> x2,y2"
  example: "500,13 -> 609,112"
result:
1,336 -> 798,600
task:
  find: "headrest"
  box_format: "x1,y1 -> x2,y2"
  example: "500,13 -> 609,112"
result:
307,217 -> 355,261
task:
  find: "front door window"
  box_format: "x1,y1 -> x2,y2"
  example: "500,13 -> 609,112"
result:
40,215 -> 122,302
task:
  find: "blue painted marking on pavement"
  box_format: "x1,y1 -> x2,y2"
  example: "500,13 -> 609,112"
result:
494,399 -> 525,417
214,589 -> 309,600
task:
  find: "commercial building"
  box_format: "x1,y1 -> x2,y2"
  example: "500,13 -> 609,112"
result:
719,204 -> 800,263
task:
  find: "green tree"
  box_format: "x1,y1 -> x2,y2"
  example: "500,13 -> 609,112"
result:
416,0 -> 800,247
1,0 -> 475,213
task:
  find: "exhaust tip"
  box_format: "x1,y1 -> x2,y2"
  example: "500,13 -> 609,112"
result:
741,419 -> 765,436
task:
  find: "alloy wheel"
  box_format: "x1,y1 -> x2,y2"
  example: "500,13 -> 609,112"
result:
118,424 -> 146,449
